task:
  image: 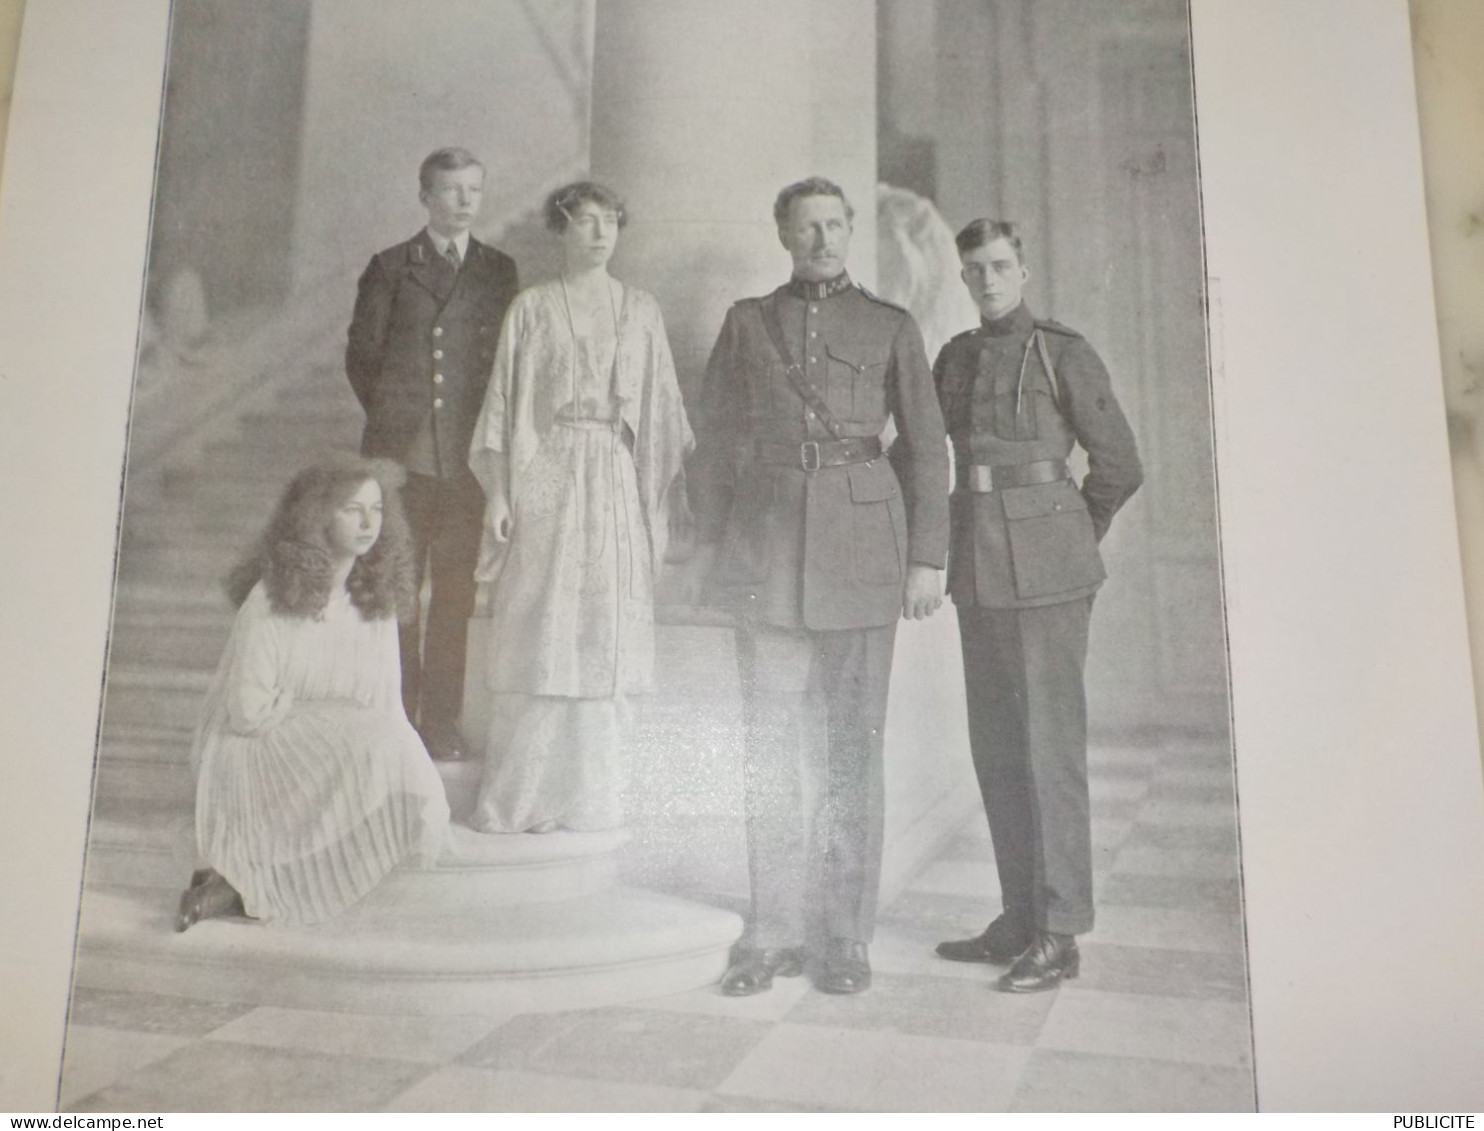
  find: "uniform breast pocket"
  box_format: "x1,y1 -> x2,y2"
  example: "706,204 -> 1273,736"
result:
826,346 -> 888,421
848,462 -> 906,585
937,367 -> 972,430
1000,479 -> 1105,600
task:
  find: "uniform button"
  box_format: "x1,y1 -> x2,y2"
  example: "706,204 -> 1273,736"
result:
809,356 -> 817,364
809,330 -> 817,338
433,349 -> 444,359
809,305 -> 818,313
433,373 -> 444,384
433,326 -> 444,337
433,398 -> 444,408
806,411 -> 816,419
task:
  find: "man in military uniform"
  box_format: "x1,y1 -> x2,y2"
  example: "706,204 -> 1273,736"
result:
345,147 -> 519,760
687,177 -> 949,996
932,219 -> 1142,991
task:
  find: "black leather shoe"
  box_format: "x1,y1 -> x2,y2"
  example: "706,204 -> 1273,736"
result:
997,932 -> 1079,993
419,723 -> 466,762
818,938 -> 872,994
175,872 -> 244,933
721,947 -> 805,996
935,914 -> 1032,965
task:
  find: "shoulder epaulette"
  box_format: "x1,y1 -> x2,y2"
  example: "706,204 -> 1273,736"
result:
854,284 -> 909,315
1034,317 -> 1082,339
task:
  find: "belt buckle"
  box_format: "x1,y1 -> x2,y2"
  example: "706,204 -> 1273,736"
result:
800,441 -> 821,471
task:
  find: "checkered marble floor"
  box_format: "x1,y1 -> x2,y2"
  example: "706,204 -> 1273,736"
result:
58,737 -> 1255,1113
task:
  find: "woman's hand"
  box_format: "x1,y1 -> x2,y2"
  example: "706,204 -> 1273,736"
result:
488,495 -> 513,543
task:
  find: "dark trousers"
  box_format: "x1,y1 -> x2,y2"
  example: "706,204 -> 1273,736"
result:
399,469 -> 485,734
735,621 -> 896,949
958,598 -> 1094,936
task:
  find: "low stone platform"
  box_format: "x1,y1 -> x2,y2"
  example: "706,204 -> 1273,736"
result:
74,881 -> 742,1016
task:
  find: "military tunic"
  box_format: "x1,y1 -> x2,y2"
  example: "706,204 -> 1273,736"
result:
934,302 -> 1142,937
692,273 -> 949,949
693,275 -> 950,629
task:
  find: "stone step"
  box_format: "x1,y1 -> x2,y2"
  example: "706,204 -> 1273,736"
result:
106,618 -> 232,670
75,884 -> 742,1016
156,463 -> 287,496
83,811 -> 194,889
241,402 -> 361,427
114,583 -> 230,613
99,674 -> 211,735
200,431 -> 363,465
269,379 -> 359,407
121,505 -> 276,540
94,755 -> 194,809
113,545 -> 237,586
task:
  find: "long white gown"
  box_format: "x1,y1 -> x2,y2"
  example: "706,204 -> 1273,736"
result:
467,281 -> 693,832
190,582 -> 451,924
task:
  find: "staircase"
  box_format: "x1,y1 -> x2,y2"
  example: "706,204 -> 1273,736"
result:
76,238 -> 743,1014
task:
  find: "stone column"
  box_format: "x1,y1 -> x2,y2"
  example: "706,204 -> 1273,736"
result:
589,0 -> 877,398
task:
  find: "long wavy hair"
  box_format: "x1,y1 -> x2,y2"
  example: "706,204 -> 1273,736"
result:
226,453 -> 416,621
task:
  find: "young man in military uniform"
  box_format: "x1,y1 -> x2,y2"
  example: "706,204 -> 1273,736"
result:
687,177 -> 949,996
932,219 -> 1143,992
345,147 -> 519,760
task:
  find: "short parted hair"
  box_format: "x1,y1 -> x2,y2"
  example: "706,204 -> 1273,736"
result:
419,147 -> 484,193
955,218 -> 1025,263
544,180 -> 628,233
773,177 -> 855,228
226,453 -> 416,622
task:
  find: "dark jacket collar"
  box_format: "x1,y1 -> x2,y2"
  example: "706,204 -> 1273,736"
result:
981,302 -> 1035,337
786,272 -> 853,301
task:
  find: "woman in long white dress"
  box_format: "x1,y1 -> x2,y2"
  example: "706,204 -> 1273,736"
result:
467,181 -> 692,833
176,454 -> 450,929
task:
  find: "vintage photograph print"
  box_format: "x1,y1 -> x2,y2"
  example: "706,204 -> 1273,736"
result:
58,0 -> 1250,1112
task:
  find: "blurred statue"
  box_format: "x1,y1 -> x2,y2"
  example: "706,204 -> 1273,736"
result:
876,183 -> 981,362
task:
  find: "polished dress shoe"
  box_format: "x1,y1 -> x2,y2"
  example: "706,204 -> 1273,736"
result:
721,946 -> 805,997
935,913 -> 1032,965
175,871 -> 244,933
817,938 -> 872,994
997,931 -> 1079,993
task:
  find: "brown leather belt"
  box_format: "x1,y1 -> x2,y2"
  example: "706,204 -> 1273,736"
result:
963,458 -> 1069,493
754,435 -> 883,471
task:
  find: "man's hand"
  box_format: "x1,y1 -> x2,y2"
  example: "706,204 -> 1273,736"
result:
902,563 -> 943,621
488,495 -> 513,543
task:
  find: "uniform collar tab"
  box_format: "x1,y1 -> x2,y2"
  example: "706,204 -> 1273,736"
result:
981,302 -> 1034,337
787,272 -> 853,301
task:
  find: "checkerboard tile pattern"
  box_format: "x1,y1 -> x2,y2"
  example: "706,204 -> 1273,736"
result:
58,737 -> 1255,1112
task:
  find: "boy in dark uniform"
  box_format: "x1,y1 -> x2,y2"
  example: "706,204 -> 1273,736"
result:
345,147 -> 520,759
932,219 -> 1143,991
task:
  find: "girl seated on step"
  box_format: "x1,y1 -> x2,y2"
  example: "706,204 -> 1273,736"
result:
176,453 -> 450,930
